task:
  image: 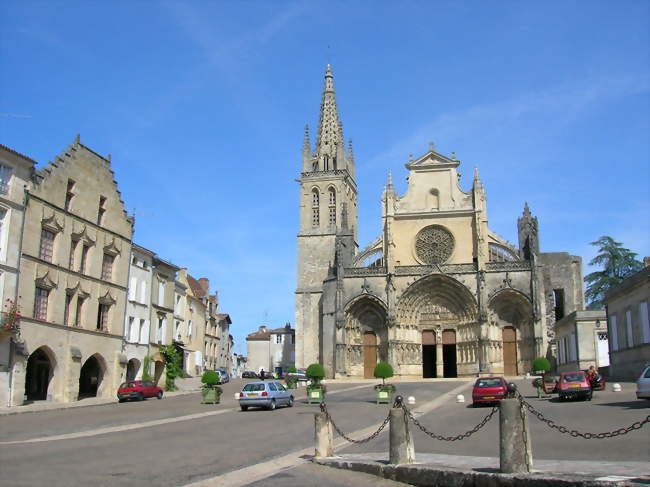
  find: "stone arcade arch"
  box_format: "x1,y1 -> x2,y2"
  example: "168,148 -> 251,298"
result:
126,358 -> 140,381
488,289 -> 534,375
25,346 -> 56,401
78,354 -> 106,399
343,295 -> 388,378
397,274 -> 478,378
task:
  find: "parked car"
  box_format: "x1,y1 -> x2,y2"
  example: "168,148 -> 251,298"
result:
215,368 -> 230,383
242,371 -> 258,379
472,376 -> 508,407
117,380 -> 163,402
238,381 -> 294,411
636,364 -> 650,400
557,371 -> 592,401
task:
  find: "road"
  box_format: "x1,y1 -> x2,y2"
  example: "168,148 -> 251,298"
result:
0,378 -> 648,486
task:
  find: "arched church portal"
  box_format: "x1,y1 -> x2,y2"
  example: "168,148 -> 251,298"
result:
398,275 -> 478,378
25,347 -> 55,401
489,289 -> 534,375
344,296 -> 388,378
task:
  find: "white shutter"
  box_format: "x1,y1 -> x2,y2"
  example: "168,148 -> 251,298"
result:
129,277 -> 136,301
140,281 -> 146,303
626,310 -> 634,348
610,315 -> 618,351
640,302 -> 650,344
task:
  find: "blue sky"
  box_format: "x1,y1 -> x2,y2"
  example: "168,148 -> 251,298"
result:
1,1 -> 648,354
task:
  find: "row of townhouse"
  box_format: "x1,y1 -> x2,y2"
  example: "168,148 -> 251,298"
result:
0,139 -> 233,407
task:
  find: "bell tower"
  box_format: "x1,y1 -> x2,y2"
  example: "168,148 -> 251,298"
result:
295,65 -> 358,368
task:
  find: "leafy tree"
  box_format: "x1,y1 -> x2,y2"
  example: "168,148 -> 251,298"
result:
373,362 -> 394,386
306,363 -> 325,384
584,236 -> 643,309
142,355 -> 153,382
532,357 -> 550,374
201,370 -> 220,387
160,345 -> 183,391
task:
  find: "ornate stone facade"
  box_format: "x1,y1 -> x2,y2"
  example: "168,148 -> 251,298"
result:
296,66 -> 584,379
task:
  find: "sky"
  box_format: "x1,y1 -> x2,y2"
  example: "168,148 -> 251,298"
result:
1,1 -> 648,355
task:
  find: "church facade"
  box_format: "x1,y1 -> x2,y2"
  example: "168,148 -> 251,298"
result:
295,66 -> 584,379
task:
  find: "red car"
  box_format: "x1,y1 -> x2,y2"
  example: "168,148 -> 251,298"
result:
557,371 -> 592,401
117,380 -> 163,402
472,376 -> 508,407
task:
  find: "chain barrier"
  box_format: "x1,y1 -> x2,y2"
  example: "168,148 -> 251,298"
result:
515,390 -> 650,439
399,396 -> 499,441
319,402 -> 391,444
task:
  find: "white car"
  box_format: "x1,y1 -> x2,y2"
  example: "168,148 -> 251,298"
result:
636,364 -> 650,400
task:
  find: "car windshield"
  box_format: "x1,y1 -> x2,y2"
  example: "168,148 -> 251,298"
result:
242,383 -> 266,392
563,373 -> 584,383
475,378 -> 502,388
119,382 -> 136,389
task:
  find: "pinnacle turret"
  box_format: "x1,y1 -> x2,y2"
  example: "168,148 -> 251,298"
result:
315,64 -> 345,171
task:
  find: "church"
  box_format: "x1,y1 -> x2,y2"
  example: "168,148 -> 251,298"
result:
295,66 -> 584,379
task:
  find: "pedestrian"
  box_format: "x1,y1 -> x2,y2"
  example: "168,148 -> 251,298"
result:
259,369 -> 265,381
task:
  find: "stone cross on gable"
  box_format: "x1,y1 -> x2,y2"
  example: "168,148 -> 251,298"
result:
361,279 -> 371,294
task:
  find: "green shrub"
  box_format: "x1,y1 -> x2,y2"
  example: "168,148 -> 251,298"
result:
306,363 -> 325,382
287,366 -> 297,374
201,370 -> 221,387
160,345 -> 183,391
373,362 -> 394,386
142,355 -> 152,382
532,357 -> 551,374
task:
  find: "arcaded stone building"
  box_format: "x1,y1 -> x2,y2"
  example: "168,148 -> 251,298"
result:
295,66 -> 584,379
14,137 -> 134,405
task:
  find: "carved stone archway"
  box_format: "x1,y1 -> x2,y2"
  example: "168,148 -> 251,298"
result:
343,295 -> 388,377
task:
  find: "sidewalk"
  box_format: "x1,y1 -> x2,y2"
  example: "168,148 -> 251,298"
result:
314,453 -> 650,486
0,378 -> 203,416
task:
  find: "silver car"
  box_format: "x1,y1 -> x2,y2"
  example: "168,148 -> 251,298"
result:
637,364 -> 650,400
238,381 -> 294,411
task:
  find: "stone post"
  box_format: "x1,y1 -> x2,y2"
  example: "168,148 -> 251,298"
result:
499,398 -> 533,473
389,398 -> 415,464
314,412 -> 333,458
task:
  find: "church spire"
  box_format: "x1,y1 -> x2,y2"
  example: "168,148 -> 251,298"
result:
315,64 -> 344,171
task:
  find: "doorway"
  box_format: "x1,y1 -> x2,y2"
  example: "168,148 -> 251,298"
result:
79,355 -> 103,399
126,358 -> 139,381
442,329 -> 457,378
502,326 -> 518,376
363,331 -> 377,379
422,330 -> 436,378
25,348 -> 53,401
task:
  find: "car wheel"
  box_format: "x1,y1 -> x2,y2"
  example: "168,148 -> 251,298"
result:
156,391 -> 163,400
240,405 -> 248,411
287,396 -> 294,408
268,399 -> 276,411
118,398 -> 126,403
137,393 -> 144,401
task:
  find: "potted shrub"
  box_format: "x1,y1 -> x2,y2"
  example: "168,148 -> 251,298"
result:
531,357 -> 552,398
285,366 -> 298,389
306,363 -> 326,404
373,362 -> 396,404
201,370 -> 222,404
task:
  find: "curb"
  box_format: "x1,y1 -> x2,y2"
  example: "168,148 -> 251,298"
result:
313,457 -> 648,487
0,388 -> 201,417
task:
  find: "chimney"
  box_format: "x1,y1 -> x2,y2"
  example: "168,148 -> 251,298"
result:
198,277 -> 209,294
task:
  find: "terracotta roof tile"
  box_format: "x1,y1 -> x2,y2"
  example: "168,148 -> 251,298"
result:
187,275 -> 206,298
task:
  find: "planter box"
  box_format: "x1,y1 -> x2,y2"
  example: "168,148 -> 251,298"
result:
307,387 -> 324,404
376,388 -> 394,404
201,387 -> 221,404
285,381 -> 298,390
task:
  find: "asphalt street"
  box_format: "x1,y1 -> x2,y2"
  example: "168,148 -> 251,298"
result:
0,378 -> 648,486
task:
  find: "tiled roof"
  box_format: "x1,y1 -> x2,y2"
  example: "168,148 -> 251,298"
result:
0,143 -> 38,166
246,325 -> 293,340
216,313 -> 232,324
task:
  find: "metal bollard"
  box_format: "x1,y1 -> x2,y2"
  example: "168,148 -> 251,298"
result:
499,397 -> 533,473
389,396 -> 415,465
314,409 -> 333,458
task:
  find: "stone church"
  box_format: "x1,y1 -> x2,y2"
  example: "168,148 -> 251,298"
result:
295,66 -> 584,379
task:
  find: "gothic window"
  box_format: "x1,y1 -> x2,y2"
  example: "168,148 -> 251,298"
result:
101,253 -> 114,280
97,196 -> 107,226
414,225 -> 454,264
0,164 -> 11,194
64,293 -> 73,326
34,286 -> 49,321
80,244 -> 90,273
311,189 -> 320,227
328,188 -> 336,227
75,297 -> 85,326
97,303 -> 110,331
69,239 -> 79,269
64,179 -> 75,211
39,228 -> 55,262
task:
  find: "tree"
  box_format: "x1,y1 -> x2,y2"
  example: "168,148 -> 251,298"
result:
373,362 -> 394,386
584,236 -> 643,309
